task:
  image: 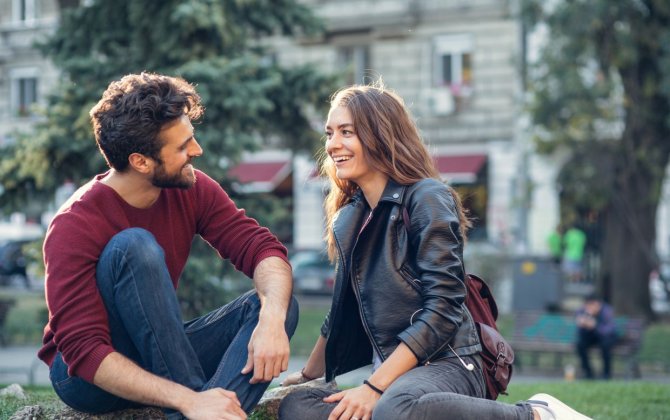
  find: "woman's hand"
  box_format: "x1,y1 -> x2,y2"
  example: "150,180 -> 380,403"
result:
280,370 -> 312,386
324,385 -> 381,420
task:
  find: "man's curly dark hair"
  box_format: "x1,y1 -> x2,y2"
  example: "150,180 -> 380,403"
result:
90,72 -> 204,171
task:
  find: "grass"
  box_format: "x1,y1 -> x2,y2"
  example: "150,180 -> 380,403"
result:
499,381 -> 670,420
0,385 -> 64,419
3,381 -> 669,420
290,300 -> 329,357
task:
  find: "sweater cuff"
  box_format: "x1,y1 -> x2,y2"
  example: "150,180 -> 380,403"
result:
72,344 -> 115,383
252,249 -> 290,273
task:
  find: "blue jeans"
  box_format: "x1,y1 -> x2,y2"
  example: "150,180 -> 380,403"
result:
279,355 -> 534,420
49,228 -> 299,418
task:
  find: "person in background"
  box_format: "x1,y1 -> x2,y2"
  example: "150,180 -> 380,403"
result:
575,294 -> 618,380
278,82 -> 591,420
39,73 -> 298,419
547,224 -> 564,267
562,225 -> 587,282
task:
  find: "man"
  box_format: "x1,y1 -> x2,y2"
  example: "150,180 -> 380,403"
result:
39,73 -> 298,420
575,294 -> 618,380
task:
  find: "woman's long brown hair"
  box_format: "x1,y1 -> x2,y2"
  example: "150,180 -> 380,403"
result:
321,81 -> 471,260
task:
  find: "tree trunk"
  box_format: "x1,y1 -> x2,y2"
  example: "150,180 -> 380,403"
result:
600,172 -> 656,319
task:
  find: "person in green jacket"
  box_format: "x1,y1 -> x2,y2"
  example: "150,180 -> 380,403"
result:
562,226 -> 587,282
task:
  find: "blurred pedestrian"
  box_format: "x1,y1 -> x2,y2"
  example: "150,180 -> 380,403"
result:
547,224 -> 564,266
562,225 -> 587,282
575,294 -> 618,380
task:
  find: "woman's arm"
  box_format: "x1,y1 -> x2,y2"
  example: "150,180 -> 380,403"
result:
281,335 -> 327,386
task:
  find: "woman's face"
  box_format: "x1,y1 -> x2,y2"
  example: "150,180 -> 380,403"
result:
325,106 -> 377,186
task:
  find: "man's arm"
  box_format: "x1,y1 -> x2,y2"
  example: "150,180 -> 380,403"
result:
94,352 -> 247,420
241,256 -> 293,383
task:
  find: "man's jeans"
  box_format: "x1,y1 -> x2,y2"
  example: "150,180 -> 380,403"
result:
279,355 -> 534,420
49,228 -> 299,418
576,328 -> 617,379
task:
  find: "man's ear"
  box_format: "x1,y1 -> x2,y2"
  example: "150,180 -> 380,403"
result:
128,153 -> 155,174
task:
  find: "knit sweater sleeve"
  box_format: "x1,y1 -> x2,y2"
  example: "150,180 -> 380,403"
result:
42,210 -> 115,382
193,171 -> 288,277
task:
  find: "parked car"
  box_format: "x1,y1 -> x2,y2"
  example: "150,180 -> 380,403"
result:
0,240 -> 31,289
290,249 -> 335,295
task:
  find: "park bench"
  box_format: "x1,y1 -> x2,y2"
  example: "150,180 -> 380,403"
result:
511,310 -> 645,378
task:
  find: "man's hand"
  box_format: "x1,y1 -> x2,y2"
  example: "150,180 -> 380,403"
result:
180,388 -> 247,420
241,315 -> 290,383
243,256 -> 293,384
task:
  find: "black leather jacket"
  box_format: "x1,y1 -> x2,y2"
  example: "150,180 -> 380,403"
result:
321,178 -> 481,381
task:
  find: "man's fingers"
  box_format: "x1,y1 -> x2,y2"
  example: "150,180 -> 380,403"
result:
241,347 -> 254,375
220,389 -> 241,406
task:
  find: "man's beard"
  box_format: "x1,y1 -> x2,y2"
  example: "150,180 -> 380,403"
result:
151,162 -> 196,189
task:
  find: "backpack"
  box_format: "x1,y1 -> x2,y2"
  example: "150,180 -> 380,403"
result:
401,208 -> 514,399
464,273 -> 514,400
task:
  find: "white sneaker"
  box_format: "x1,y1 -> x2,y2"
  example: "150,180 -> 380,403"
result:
528,393 -> 592,420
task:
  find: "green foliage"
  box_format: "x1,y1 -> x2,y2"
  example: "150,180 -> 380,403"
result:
523,0 -> 670,317
0,0 -> 338,314
0,0 -> 337,213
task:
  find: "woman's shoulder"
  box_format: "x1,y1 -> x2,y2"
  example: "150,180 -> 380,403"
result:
407,178 -> 455,203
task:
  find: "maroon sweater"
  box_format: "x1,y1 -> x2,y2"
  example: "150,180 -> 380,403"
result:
39,170 -> 288,382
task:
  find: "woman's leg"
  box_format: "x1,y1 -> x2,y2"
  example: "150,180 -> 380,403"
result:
372,356 -> 534,420
279,386 -> 340,420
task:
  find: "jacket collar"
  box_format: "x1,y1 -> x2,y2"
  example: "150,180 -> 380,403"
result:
377,178 -> 407,206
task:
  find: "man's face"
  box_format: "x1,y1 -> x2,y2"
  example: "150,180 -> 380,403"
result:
585,300 -> 601,315
151,114 -> 203,189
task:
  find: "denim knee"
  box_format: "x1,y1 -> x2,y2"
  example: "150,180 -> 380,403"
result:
98,228 -> 164,276
105,228 -> 163,261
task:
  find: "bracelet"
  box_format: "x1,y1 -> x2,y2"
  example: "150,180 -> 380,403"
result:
363,379 -> 384,395
301,368 -> 317,381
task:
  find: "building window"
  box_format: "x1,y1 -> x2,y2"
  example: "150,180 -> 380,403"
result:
11,72 -> 39,117
433,34 -> 473,97
12,0 -> 37,23
338,45 -> 370,85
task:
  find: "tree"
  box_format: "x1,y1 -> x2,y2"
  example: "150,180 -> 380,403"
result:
523,0 -> 670,318
0,0 -> 337,315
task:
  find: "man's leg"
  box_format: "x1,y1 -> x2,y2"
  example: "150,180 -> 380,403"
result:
599,334 -> 617,379
576,329 -> 596,379
184,289 -> 299,413
50,228 -> 207,415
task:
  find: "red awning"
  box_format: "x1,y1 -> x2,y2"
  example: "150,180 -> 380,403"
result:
433,153 -> 487,184
228,159 -> 292,193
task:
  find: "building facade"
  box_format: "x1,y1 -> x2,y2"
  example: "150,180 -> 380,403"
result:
260,0 -> 561,252
0,0 -> 60,147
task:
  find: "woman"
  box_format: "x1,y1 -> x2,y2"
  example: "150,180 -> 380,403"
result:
280,82 -> 591,420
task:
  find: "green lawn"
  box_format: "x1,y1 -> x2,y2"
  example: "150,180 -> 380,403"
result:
3,381 -> 669,420
499,381 -> 670,420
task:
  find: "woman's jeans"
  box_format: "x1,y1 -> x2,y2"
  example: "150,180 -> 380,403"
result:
49,228 -> 299,418
279,355 -> 534,420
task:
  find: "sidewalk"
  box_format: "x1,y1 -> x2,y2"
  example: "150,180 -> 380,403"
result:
2,345 -> 667,388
